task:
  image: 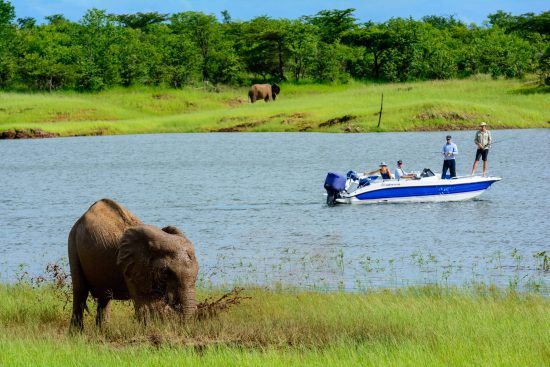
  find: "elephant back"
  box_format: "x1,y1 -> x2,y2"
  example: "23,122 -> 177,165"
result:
69,198 -> 142,299
74,199 -> 142,249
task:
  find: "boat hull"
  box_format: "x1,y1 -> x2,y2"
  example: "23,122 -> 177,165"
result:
335,176 -> 501,204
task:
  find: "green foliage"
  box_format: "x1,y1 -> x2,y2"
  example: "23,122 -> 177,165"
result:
0,0 -> 15,26
0,3 -> 547,91
539,45 -> 550,85
304,8 -> 357,43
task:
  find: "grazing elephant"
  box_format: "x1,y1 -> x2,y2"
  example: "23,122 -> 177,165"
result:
248,83 -> 280,103
68,198 -> 199,331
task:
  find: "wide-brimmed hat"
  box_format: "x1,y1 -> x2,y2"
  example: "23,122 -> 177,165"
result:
479,122 -> 487,126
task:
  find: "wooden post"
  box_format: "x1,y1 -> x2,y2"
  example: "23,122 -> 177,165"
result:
377,93 -> 384,128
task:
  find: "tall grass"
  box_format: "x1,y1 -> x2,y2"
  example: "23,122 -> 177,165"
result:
0,76 -> 548,137
1,283 -> 548,366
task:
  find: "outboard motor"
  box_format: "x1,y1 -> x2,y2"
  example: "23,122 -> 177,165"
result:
324,172 -> 346,207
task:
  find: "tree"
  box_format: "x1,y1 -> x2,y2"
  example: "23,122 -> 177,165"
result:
170,12 -> 240,83
0,0 -> 16,87
0,0 -> 14,26
304,8 -> 357,43
17,17 -> 36,29
114,12 -> 167,29
17,18 -> 79,91
342,24 -> 392,79
286,20 -> 318,81
538,45 -> 550,85
241,16 -> 291,81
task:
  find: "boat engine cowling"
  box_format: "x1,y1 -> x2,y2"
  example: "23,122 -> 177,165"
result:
324,172 -> 346,206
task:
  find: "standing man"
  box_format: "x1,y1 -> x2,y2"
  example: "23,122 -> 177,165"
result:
441,135 -> 458,179
470,122 -> 492,176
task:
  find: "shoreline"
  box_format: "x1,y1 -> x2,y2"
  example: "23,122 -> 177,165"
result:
1,125 -> 548,140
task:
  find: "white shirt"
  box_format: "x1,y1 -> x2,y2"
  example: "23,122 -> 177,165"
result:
395,167 -> 407,179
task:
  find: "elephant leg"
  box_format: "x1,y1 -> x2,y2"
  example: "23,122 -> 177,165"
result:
134,301 -> 148,325
69,245 -> 89,331
96,297 -> 111,327
69,274 -> 89,331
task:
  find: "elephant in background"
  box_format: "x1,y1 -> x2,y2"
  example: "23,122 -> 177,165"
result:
248,83 -> 280,103
68,198 -> 199,331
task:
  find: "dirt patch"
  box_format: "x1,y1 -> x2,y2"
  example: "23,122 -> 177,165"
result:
152,93 -> 174,100
212,119 -> 266,132
281,112 -> 307,125
218,116 -> 249,124
408,122 -> 509,131
343,123 -> 364,133
319,115 -> 356,127
0,129 -> 59,139
415,110 -> 478,122
86,127 -> 109,136
226,97 -> 247,107
408,123 -> 473,131
412,110 -> 504,130
298,123 -> 314,131
47,109 -> 99,122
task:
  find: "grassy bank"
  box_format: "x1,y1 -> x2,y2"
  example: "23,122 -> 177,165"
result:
0,76 -> 548,137
1,284 -> 548,366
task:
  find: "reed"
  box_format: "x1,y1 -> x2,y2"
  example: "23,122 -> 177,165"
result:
1,278 -> 548,366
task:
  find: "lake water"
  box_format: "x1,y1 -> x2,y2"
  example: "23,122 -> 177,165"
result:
1,130 -> 549,291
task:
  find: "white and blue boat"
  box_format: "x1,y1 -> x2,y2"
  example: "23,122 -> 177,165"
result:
324,169 -> 501,205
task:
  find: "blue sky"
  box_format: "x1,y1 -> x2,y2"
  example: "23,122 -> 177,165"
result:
10,0 -> 549,25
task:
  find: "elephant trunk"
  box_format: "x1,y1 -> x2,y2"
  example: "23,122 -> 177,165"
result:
177,286 -> 197,318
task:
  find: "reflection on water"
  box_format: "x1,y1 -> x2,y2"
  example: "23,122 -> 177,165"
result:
1,130 -> 549,291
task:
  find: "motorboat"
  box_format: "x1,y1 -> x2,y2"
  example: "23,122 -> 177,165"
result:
324,169 -> 501,205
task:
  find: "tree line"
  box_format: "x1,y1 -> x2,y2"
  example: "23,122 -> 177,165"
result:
0,0 -> 548,92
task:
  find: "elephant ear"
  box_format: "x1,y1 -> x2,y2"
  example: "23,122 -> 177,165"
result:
117,226 -> 152,296
117,225 -> 175,296
162,225 -> 184,237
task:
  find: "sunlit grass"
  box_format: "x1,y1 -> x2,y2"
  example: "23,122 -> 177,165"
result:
0,76 -> 548,137
1,283 -> 548,366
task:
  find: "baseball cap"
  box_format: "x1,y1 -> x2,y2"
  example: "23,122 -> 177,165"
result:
480,122 -> 487,126
446,135 -> 452,139
379,162 -> 387,166
397,160 -> 403,164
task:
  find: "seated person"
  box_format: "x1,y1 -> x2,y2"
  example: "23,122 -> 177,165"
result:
394,160 -> 417,180
365,162 -> 393,179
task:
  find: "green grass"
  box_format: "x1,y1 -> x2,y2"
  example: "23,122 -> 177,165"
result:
1,284 -> 548,366
0,76 -> 548,137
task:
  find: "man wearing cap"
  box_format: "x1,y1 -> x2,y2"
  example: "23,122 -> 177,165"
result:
441,135 -> 458,179
470,122 -> 492,176
394,160 -> 416,180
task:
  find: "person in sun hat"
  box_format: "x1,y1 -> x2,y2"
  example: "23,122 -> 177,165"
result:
364,162 -> 393,180
394,160 -> 417,180
470,122 -> 492,176
441,135 -> 458,179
